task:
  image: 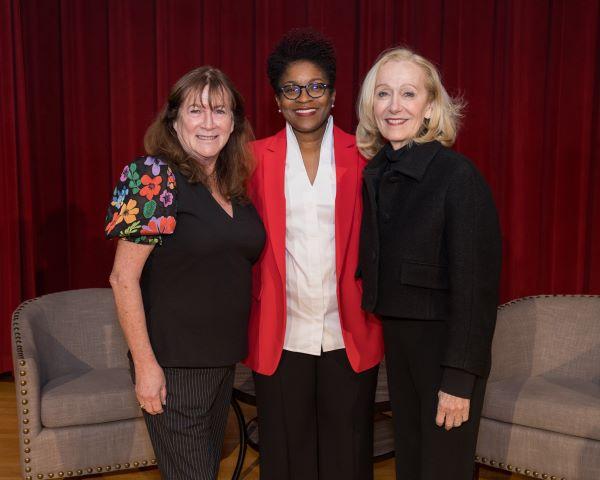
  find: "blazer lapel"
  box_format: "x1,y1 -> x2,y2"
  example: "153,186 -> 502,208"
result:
262,130 -> 287,283
333,126 -> 357,280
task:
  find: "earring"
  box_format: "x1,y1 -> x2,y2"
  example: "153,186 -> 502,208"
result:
278,108 -> 281,113
332,104 -> 335,108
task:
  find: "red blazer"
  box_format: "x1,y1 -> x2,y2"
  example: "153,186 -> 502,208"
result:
244,125 -> 384,375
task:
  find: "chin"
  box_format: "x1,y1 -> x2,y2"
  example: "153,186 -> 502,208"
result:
193,150 -> 219,161
289,119 -> 328,133
383,130 -> 410,143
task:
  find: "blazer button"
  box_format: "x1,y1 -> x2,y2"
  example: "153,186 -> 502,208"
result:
371,251 -> 377,262
382,212 -> 391,222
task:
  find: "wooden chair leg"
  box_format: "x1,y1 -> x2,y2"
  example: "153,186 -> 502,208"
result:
473,461 -> 481,480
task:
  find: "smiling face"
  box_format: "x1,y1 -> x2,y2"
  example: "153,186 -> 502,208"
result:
276,60 -> 335,136
373,60 -> 433,150
173,85 -> 234,167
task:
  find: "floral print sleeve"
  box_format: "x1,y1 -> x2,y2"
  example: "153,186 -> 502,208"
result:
105,156 -> 177,245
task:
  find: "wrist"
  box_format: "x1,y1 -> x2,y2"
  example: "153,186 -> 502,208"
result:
440,367 -> 476,399
131,353 -> 160,371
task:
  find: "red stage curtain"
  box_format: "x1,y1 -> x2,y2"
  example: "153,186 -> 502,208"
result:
1,0 -> 599,372
1,0 -> 36,372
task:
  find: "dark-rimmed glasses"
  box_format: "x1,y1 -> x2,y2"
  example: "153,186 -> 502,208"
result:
278,82 -> 332,100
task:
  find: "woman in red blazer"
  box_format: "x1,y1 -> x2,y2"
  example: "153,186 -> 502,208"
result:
244,29 -> 384,480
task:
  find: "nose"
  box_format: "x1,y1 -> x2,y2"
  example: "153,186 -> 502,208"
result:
296,86 -> 312,102
389,93 -> 403,113
201,110 -> 215,128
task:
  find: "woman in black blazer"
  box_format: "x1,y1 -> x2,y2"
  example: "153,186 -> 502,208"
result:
356,47 -> 502,480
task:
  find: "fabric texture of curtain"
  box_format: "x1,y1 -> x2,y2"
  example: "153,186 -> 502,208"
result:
1,0 -> 599,372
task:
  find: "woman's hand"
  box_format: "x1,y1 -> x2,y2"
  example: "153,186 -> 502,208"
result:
435,390 -> 470,430
135,360 -> 167,415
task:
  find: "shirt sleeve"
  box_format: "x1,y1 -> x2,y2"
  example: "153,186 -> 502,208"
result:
104,156 -> 177,245
439,367 -> 476,399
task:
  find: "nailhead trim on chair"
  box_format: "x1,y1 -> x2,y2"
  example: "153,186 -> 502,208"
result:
477,450 -> 567,479
498,294 -> 600,310
12,297 -> 159,480
13,297 -> 38,480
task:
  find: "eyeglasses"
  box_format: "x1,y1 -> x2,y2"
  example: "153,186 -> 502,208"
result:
278,82 -> 332,100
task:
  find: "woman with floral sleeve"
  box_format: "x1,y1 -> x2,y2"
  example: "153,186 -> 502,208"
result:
105,66 -> 265,480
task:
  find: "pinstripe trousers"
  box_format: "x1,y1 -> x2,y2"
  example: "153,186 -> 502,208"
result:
138,365 -> 235,480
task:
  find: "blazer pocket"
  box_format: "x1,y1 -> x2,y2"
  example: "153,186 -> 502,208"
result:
400,261 -> 449,290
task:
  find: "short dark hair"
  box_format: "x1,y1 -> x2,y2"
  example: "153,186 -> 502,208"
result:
267,28 -> 337,93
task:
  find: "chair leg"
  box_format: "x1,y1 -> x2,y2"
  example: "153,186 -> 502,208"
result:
473,461 -> 481,480
231,397 -> 248,480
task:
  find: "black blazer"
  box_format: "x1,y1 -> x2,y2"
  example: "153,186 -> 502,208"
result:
359,141 -> 502,378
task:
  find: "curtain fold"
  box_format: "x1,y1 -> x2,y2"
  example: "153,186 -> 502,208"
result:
1,0 -> 35,372
2,0 -> 599,372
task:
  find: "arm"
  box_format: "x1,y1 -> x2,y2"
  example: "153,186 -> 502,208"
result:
109,239 -> 166,415
436,162 -> 502,430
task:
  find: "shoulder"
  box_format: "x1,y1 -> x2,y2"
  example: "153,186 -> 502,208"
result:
251,136 -> 274,151
333,125 -> 355,145
251,129 -> 285,154
105,156 -> 177,243
123,155 -> 175,179
250,130 -> 286,177
431,146 -> 485,184
430,147 -> 494,205
332,125 -> 368,167
127,155 -> 177,191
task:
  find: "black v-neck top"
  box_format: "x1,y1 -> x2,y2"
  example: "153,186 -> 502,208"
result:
106,157 -> 266,367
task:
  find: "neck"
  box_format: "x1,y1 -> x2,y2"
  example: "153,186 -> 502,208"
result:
204,169 -> 220,194
292,121 -> 328,150
194,156 -> 217,176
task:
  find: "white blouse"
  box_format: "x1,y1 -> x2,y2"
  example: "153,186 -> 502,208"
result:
283,116 -> 345,355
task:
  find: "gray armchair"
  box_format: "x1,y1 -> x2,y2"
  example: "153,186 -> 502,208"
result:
476,295 -> 600,480
11,288 -> 155,480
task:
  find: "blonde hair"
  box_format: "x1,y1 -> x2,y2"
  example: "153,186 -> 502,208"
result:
356,47 -> 464,159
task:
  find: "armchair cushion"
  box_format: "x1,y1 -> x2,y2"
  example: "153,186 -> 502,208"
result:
483,374 -> 600,441
41,367 -> 142,428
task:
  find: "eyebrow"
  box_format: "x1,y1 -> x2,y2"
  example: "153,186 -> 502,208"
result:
375,83 -> 418,89
282,78 -> 324,84
188,102 -> 227,109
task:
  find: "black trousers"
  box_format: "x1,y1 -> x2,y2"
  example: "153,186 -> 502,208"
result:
253,349 -> 379,480
133,364 -> 234,480
382,319 -> 487,480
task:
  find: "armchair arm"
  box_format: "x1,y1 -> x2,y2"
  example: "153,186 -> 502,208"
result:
13,356 -> 42,437
12,299 -> 44,440
487,299 -> 537,382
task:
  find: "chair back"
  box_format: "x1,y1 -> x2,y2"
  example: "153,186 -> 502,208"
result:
14,288 -> 128,383
490,295 -> 600,383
